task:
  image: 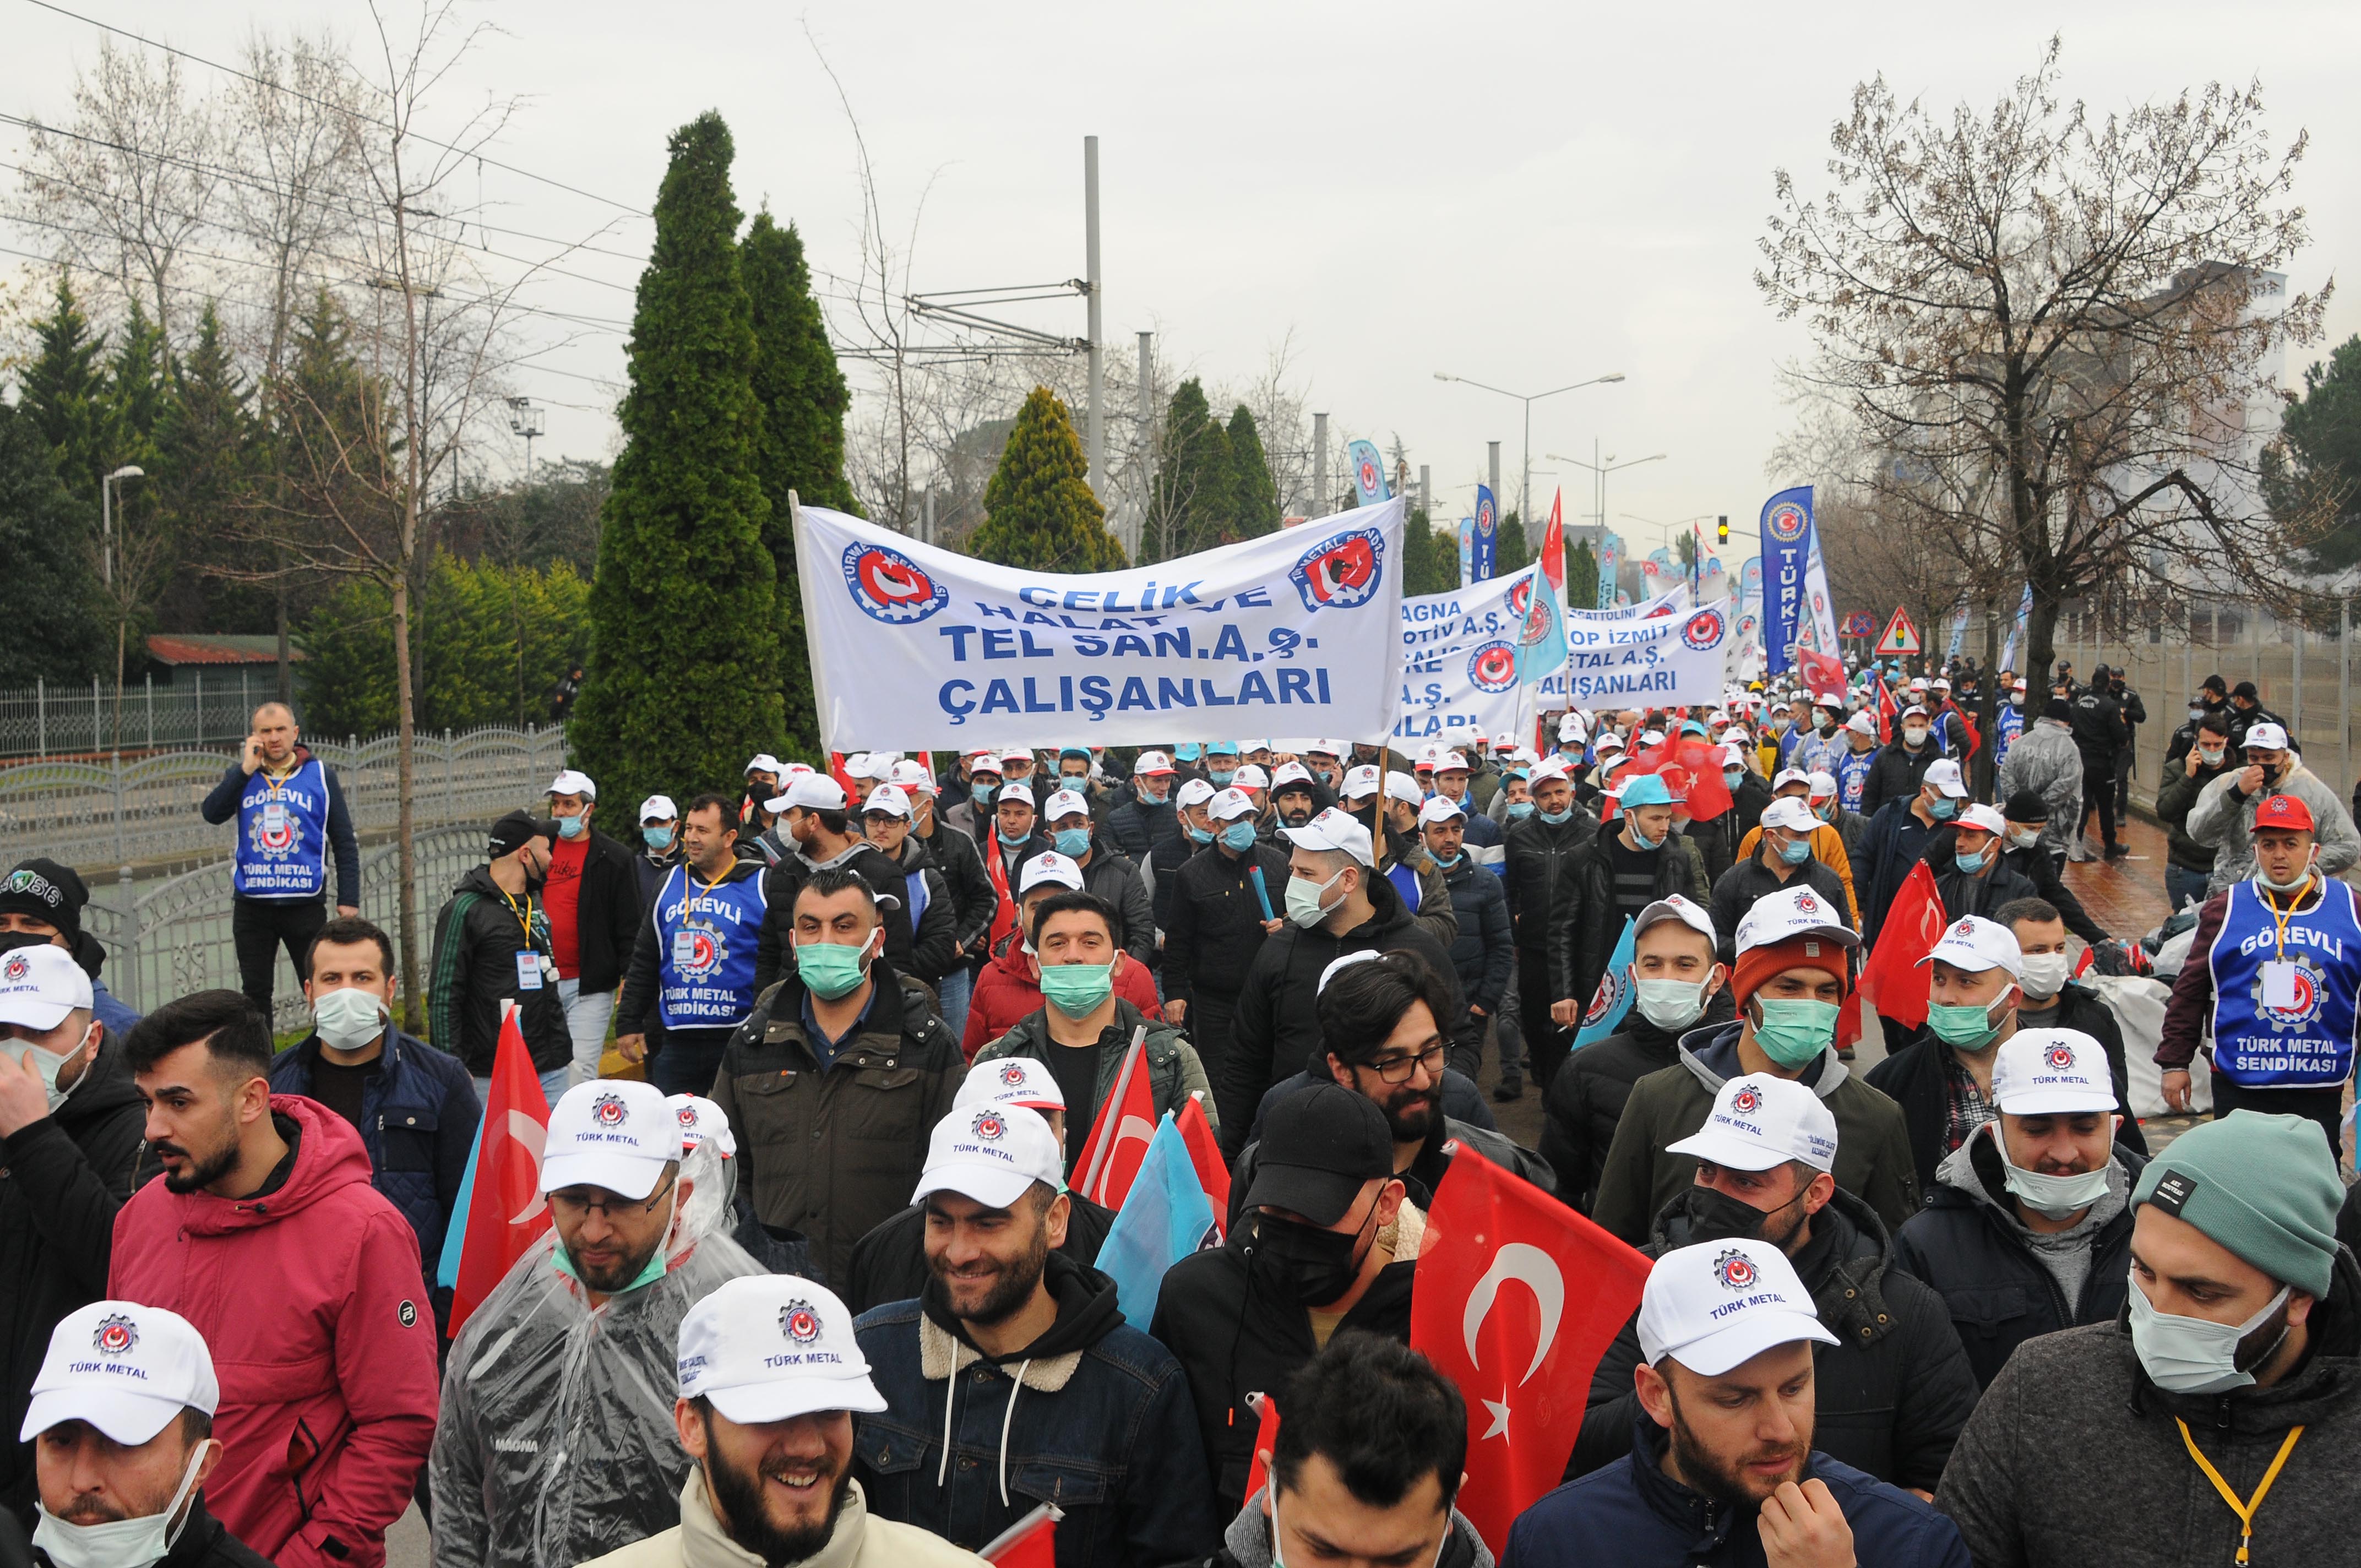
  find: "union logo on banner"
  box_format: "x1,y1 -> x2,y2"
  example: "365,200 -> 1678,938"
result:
1766,501 -> 1808,543
1358,454 -> 1380,496
1680,608 -> 1728,652
1468,642 -> 1517,693
1287,527 -> 1386,613
841,542 -> 949,625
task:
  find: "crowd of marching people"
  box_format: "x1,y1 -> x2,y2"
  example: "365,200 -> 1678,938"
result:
4,670 -> 2358,1568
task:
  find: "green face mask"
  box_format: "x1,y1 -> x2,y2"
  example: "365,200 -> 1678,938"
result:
1039,961 -> 1114,1018
551,1234 -> 670,1294
1927,995 -> 2009,1052
1749,997 -> 1839,1068
795,935 -> 873,1000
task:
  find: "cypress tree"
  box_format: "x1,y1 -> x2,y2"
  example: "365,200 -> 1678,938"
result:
572,112 -> 782,808
18,274 -> 113,502
1491,507 -> 1533,577
0,402 -> 107,683
967,386 -> 1126,572
743,208 -> 853,754
1221,405 -> 1281,541
1145,378 -> 1222,562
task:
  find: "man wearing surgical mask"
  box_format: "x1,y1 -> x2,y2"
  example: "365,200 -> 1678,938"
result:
0,939 -> 156,1518
1998,897 -> 2145,1152
1927,802 -> 2041,927
1591,885 -> 1919,1247
1895,1030 -> 2144,1390
1014,790 -> 1155,971
25,1300 -> 268,1568
2157,711 -> 2235,912
1860,758 -> 1972,946
540,770 -> 643,1090
1938,1111 -> 2355,1568
1569,1072 -> 1976,1498
1867,916 -> 2032,1199
1858,701 -> 1941,818
267,917 -> 478,1303
1162,788 -> 1291,1077
2185,718 -> 2361,896
1539,896 -> 1735,1213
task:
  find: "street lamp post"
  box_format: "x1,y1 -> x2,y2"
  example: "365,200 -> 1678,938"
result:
1551,445 -> 1666,534
101,464 -> 145,589
1435,371 -> 1624,540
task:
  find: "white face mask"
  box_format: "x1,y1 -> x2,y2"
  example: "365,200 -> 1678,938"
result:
1,1023 -> 95,1113
2016,951 -> 2073,1002
1994,1126 -> 2113,1219
2128,1277 -> 2292,1395
2254,850 -> 2318,896
1285,867 -> 1350,929
34,1438 -> 215,1568
311,987 -> 390,1053
1902,726 -> 1930,746
2007,827 -> 2044,851
1632,976 -> 1712,1032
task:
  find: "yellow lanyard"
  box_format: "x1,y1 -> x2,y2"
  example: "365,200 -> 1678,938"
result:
2260,879 -> 2311,963
2177,1419 -> 2304,1565
498,888 -> 538,944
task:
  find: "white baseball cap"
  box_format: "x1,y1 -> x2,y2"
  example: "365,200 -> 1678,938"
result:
1992,1029 -> 2119,1115
1718,726 -> 1751,746
1956,802 -> 2008,836
1918,914 -> 2022,979
1634,895 -> 1716,946
21,1301 -> 219,1446
1923,758 -> 1969,798
1638,1239 -> 1839,1376
1638,728 -> 1666,748
1845,711 -> 1878,737
997,779 -> 1037,809
1806,771 -> 1837,799
1759,797 -> 1818,835
1720,743 -> 1749,768
1017,851 -> 1086,896
745,754 -> 784,776
1233,764 -> 1270,791
1900,704 -> 1929,721
1595,733 -> 1627,755
955,1056 -> 1068,1115
775,774 -> 847,813
1437,751 -> 1471,774
1669,1074 -> 1839,1174
1529,758 -> 1572,785
1270,761 -> 1315,791
889,759 -> 935,793
547,769 -> 596,800
1734,885 -> 1859,955
999,746 -> 1036,766
1415,743 -> 1444,769
1558,715 -> 1587,742
966,752 -> 1003,777
1208,787 -> 1258,823
1042,788 -> 1092,824
1281,807 -> 1375,868
1318,950 -> 1385,994
638,794 -> 678,823
2246,722 -> 2290,751
2011,678 -> 2029,693
0,943 -> 93,1030
676,1275 -> 886,1423
781,761 -> 817,780
665,1093 -> 737,1157
540,1080 -> 677,1200
1174,778 -> 1217,810
858,784 -> 911,821
1771,767 -> 1811,792
912,1103 -> 1066,1209
1417,795 -> 1466,826
1339,764 -> 1382,800
1908,677 -> 1930,690
1303,739 -> 1346,757
1383,771 -> 1425,808
1133,750 -> 1177,776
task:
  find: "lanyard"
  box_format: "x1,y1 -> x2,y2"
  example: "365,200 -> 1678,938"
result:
2177,1419 -> 2304,1566
498,888 -> 537,944
2260,880 -> 2311,963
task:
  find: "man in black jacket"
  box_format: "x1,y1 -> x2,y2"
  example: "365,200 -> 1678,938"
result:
542,769 -> 643,1089
2224,677 -> 2291,752
1102,749 -> 1181,864
2108,668 -> 2146,818
1706,797 -> 1854,967
1216,810 -> 1464,1158
1150,1084 -> 1416,1512
1539,896 -> 1734,1213
1164,788 -> 1291,1083
893,761 -> 994,1041
753,773 -> 917,995
2070,666 -> 2130,859
1892,1028 -> 2144,1390
1996,897 -> 2145,1154
1566,1070 -> 1979,1496
1993,790 -> 2111,945
426,810 -> 570,1101
1927,802 -> 2041,923
1864,914 -> 2029,1199
1858,704 -> 1941,818
1500,759 -> 1597,1091
1416,797 -> 1512,1079
858,786 -> 961,988
2155,712 -> 2236,914
0,937 -> 152,1516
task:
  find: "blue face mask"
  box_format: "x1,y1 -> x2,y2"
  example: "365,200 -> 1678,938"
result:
556,814 -> 586,841
641,825 -> 673,851
972,782 -> 998,809
1723,767 -> 1745,789
1778,835 -> 1812,866
1220,821 -> 1258,852
1054,827 -> 1091,857
1506,801 -> 1536,822
1431,851 -> 1464,869
1628,823 -> 1666,851
999,825 -> 1032,847
1539,805 -> 1574,826
1187,823 -> 1215,845
1208,766 -> 1237,786
1136,780 -> 1169,805
1955,848 -> 1988,874
1929,796 -> 1960,820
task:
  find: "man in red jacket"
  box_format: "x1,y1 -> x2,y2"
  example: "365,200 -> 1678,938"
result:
108,989 -> 438,1568
958,851 -> 1161,1059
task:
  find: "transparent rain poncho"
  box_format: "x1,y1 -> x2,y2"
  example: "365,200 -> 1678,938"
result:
427,1156 -> 765,1568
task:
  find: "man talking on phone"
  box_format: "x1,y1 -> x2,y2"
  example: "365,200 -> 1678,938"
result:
199,702 -> 360,1025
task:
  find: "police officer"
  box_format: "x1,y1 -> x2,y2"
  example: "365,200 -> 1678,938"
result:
617,792 -> 770,1097
2070,667 -> 2129,859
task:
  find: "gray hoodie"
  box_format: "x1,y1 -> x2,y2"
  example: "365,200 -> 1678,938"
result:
1932,1124 -> 2128,1316
1215,1487 -> 1494,1568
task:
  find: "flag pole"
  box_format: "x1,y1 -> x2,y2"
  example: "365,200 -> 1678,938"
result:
1080,1026 -> 1148,1200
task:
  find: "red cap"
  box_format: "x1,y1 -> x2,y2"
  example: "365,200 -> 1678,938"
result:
2254,792 -> 2316,834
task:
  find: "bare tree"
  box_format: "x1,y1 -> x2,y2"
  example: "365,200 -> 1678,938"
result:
1758,39 -> 2330,696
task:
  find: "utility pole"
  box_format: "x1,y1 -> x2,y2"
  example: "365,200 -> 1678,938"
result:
1419,465 -> 1431,519
1488,443 -> 1502,527
1312,412 -> 1330,516
1136,329 -> 1155,559
1083,135 -> 1105,499
922,487 -> 935,547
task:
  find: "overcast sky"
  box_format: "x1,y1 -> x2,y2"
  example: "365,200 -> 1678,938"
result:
8,1 -> 2357,555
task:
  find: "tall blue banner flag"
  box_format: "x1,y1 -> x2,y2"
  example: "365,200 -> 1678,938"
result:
1348,440 -> 1389,508
1472,486 -> 1499,583
1760,486 -> 1815,676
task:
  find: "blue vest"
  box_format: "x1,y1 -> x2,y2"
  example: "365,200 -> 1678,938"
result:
2206,878 -> 2361,1088
233,758 -> 331,900
1994,705 -> 2024,767
1386,861 -> 1423,913
1834,749 -> 1876,815
655,864 -> 769,1031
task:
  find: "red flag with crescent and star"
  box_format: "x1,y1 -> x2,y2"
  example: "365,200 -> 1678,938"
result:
449,1005 -> 553,1337
1071,1035 -> 1157,1209
1842,859 -> 1945,1053
1410,1145 -> 1652,1554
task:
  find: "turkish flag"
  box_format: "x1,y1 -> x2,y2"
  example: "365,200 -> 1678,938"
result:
1411,1146 -> 1653,1555
1798,647 -> 1847,707
1541,489 -> 1566,596
1241,1393 -> 1283,1505
1072,1032 -> 1157,1208
977,1501 -> 1060,1566
1844,859 -> 1946,1052
1176,1095 -> 1231,1237
1628,733 -> 1734,822
449,1006 -> 553,1337
1873,674 -> 1898,744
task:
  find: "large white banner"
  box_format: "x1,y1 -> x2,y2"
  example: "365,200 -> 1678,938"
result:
794,499 -> 1406,750
1394,564 -> 1543,745
1562,600 -> 1739,708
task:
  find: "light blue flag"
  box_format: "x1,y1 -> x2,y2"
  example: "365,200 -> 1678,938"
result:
1348,439 -> 1390,507
1095,1114 -> 1218,1326
1571,915 -> 1638,1050
436,1105 -> 490,1289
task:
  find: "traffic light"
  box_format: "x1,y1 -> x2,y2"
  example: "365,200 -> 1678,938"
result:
1716,515 -> 1729,543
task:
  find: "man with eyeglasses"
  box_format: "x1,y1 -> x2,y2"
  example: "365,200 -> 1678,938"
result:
431,1079 -> 763,1568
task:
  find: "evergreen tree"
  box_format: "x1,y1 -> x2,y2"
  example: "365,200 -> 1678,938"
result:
572,112 -> 783,809
2265,334 -> 2361,571
967,386 -> 1125,572
1145,378 -> 1224,562
1568,539 -> 1600,608
0,402 -> 108,684
157,302 -> 269,637
1221,404 -> 1281,541
1490,507 -> 1533,579
18,274 -> 113,502
743,208 -> 855,753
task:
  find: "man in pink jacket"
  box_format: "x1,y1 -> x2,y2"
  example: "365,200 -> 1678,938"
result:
108,988 -> 438,1568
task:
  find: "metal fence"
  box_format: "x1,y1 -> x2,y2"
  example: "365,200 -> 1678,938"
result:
0,673 -> 297,759
85,825 -> 487,1035
0,725 -> 569,874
